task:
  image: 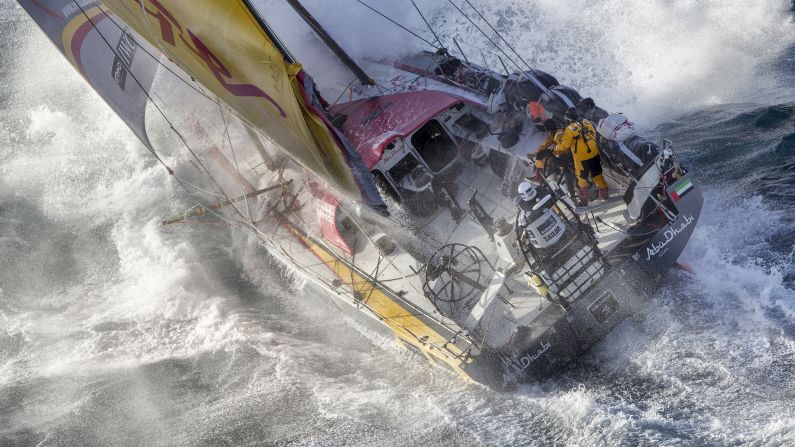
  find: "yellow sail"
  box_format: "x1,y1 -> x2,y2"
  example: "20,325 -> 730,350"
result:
98,0 -> 364,200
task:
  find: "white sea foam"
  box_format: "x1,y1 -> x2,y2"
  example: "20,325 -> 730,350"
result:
260,0 -> 795,124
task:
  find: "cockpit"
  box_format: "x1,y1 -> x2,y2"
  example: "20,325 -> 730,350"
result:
371,119 -> 460,215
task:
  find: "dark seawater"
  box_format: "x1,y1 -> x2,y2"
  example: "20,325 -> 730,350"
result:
2,1 -> 795,446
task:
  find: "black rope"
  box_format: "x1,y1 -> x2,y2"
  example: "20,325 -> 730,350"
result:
445,0 -> 524,76
411,0 -> 443,49
462,0 -> 544,85
72,4 -> 174,175
353,0 -> 438,48
74,2 -> 250,224
99,10 -> 216,103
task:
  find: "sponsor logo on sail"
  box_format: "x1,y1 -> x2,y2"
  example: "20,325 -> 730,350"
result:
645,214 -> 695,261
111,32 -> 138,90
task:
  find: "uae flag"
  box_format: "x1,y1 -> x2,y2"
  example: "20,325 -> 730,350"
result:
671,179 -> 693,202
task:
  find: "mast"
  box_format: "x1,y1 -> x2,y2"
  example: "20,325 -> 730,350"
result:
241,0 -> 297,63
285,0 -> 375,86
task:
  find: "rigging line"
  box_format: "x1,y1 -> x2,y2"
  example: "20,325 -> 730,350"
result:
460,0 -> 552,94
353,0 -> 437,48
190,76 -> 218,110
138,0 -> 174,71
363,249 -> 386,303
173,174 -> 225,198
72,2 -> 173,176
349,238 -> 361,305
98,11 -> 216,102
217,103 -> 256,223
379,50 -> 438,94
444,0 -> 524,76
452,37 -> 469,64
446,0 -> 549,95
461,0 -> 540,80
331,78 -> 358,106
74,2 -> 251,226
404,24 -> 492,55
411,0 -> 443,49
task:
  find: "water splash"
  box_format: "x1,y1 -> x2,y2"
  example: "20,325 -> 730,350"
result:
262,0 -> 795,124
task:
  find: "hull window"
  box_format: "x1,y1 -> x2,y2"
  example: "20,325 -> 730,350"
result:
411,119 -> 459,172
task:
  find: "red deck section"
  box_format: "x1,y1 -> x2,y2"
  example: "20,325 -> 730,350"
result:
330,91 -> 465,170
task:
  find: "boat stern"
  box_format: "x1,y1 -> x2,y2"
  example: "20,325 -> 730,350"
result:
636,173 -> 703,276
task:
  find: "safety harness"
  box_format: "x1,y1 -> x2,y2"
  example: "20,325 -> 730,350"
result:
570,119 -> 597,155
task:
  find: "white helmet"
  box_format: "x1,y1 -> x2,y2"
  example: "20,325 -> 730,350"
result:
518,181 -> 537,202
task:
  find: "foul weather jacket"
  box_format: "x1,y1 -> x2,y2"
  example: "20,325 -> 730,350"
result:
556,119 -> 608,190
531,129 -> 563,170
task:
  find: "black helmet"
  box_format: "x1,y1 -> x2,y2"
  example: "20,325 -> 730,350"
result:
542,118 -> 558,133
579,97 -> 595,109
564,107 -> 579,123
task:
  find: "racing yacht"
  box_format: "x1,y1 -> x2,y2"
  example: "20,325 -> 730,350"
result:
18,0 -> 702,386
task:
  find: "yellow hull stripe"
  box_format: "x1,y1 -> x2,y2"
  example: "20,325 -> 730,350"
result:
294,231 -> 474,380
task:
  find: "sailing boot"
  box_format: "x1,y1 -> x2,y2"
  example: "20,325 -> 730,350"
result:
599,187 -> 609,201
578,187 -> 589,206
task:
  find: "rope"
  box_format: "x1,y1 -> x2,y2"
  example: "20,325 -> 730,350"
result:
411,0 -> 444,49
353,0 -> 438,48
99,11 -> 216,102
75,1 -> 263,231
217,103 -> 256,223
445,0 -> 524,78
462,0 -> 545,87
73,3 -> 174,176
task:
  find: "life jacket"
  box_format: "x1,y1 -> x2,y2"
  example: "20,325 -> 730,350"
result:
562,119 -> 600,163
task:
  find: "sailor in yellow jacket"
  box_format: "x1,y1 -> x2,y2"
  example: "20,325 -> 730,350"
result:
530,119 -> 577,195
530,119 -> 563,179
556,107 -> 609,205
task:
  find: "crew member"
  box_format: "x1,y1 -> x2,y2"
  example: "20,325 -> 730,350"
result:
514,180 -> 558,224
556,107 -> 609,205
529,119 -> 562,180
529,119 -> 577,197
515,181 -> 540,226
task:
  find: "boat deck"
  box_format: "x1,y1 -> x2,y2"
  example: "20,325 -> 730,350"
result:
268,103 -> 634,351
321,128 -> 634,348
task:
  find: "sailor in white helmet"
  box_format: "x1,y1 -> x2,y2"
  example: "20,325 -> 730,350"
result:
516,181 -> 537,204
515,180 -> 569,253
515,181 -> 545,227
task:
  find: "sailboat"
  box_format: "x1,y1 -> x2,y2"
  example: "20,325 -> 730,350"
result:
18,0 -> 702,386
